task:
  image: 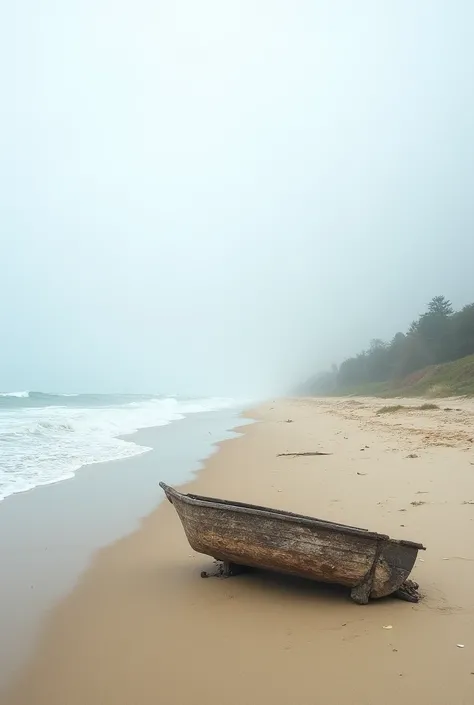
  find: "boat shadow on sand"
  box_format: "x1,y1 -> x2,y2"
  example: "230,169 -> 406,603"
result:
202,560 -> 350,603
199,560 -> 419,605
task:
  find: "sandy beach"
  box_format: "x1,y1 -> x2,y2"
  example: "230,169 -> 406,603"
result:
2,397 -> 474,705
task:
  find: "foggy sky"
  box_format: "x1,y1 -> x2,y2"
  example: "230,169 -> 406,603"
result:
2,1 -> 474,396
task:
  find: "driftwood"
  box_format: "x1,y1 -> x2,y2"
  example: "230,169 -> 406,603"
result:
160,483 -> 425,604
394,579 -> 421,603
277,451 -> 331,457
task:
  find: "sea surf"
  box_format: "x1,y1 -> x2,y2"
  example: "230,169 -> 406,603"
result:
0,392 -> 238,501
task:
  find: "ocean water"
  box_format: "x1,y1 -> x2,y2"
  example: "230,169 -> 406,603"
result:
0,391 -> 238,501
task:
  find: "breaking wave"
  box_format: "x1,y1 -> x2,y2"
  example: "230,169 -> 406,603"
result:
0,394 -> 239,501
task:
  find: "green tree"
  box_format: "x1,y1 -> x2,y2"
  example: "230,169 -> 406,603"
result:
316,294 -> 474,396
451,304 -> 474,359
427,295 -> 453,316
416,296 -> 454,363
365,339 -> 391,382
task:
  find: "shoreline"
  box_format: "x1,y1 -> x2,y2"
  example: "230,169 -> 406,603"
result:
0,407 -> 251,691
2,397 -> 474,704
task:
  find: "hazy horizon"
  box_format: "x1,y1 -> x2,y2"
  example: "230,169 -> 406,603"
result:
2,1 -> 474,396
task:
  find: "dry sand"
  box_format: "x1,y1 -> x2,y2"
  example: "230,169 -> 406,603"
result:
2,397 -> 474,705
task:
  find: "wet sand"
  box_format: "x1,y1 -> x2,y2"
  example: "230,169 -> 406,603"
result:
0,408 -> 249,691
2,398 -> 474,705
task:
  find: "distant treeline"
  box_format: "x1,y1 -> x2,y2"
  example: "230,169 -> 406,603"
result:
309,296 -> 474,394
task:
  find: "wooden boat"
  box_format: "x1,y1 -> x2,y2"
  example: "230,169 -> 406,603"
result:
160,483 -> 425,604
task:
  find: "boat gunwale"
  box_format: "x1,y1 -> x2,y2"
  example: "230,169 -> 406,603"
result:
159,483 -> 426,551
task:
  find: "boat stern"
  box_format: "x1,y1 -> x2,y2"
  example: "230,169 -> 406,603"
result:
371,540 -> 425,599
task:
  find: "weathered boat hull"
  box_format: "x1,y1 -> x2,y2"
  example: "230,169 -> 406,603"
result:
160,483 -> 425,603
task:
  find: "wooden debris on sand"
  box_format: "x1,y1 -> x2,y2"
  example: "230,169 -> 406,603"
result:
277,451 -> 332,457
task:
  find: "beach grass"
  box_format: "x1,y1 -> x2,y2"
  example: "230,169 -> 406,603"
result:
377,402 -> 440,415
377,405 -> 405,414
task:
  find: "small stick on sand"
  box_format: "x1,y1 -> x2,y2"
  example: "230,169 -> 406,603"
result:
277,451 -> 332,457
